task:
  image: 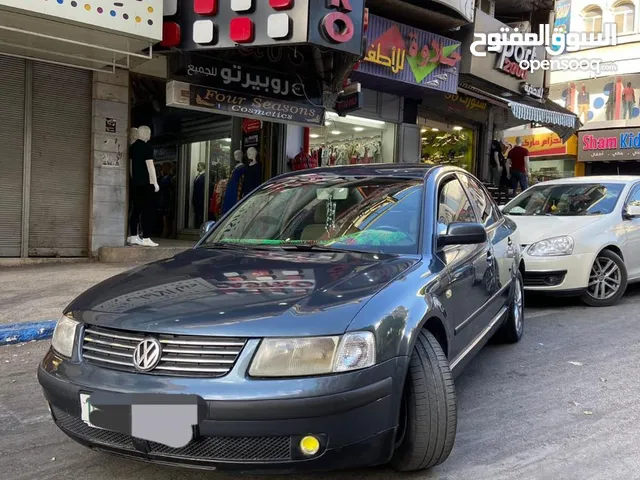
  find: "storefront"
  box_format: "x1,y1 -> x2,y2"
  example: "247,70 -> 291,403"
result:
0,1 -> 160,257
417,93 -> 490,173
444,8 -> 581,182
349,13 -> 466,165
578,127 -> 640,176
503,128 -> 578,184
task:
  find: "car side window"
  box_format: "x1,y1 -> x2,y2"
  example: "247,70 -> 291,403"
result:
626,183 -> 640,207
459,174 -> 499,228
437,177 -> 478,232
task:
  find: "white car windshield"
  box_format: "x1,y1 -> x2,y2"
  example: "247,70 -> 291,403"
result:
503,182 -> 625,216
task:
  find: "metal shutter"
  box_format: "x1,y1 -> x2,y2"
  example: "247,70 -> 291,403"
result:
29,63 -> 92,257
0,56 -> 26,257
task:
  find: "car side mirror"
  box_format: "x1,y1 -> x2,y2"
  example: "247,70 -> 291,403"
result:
437,222 -> 487,248
200,220 -> 216,237
624,204 -> 640,219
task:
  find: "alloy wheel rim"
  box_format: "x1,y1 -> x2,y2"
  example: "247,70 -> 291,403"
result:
513,277 -> 523,334
587,257 -> 621,300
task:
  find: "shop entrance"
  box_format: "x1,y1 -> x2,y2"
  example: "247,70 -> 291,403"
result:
417,117 -> 479,173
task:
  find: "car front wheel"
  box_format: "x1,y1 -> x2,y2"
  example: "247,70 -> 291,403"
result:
581,250 -> 627,307
390,330 -> 457,472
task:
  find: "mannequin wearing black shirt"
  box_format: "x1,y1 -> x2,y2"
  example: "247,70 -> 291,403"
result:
128,125 -> 159,247
242,146 -> 262,197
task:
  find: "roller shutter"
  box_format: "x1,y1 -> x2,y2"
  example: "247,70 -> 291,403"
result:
29,62 -> 92,257
0,56 -> 26,257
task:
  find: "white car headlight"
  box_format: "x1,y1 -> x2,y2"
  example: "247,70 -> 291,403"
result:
51,314 -> 80,358
248,331 -> 376,377
527,236 -> 574,256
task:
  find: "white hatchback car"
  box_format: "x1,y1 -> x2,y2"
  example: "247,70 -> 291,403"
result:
501,175 -> 640,307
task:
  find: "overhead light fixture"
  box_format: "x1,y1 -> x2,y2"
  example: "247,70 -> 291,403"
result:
431,128 -> 439,132
309,133 -> 320,138
325,111 -> 385,128
222,138 -> 232,142
453,126 -> 463,131
331,130 -> 341,135
420,128 -> 427,133
353,127 -> 365,132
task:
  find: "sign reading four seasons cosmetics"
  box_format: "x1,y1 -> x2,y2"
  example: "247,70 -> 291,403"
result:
578,129 -> 640,162
353,14 -> 462,93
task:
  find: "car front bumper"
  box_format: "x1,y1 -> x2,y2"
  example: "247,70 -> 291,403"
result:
522,252 -> 595,292
37,346 -> 407,473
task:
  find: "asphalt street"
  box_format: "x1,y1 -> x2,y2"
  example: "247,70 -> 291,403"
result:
2,288 -> 640,480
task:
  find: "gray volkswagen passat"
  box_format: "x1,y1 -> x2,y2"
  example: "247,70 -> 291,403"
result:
37,164 -> 525,473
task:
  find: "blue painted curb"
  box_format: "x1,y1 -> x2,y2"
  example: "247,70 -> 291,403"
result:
0,320 -> 56,346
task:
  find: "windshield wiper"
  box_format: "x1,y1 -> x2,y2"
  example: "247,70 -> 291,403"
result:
278,244 -> 381,255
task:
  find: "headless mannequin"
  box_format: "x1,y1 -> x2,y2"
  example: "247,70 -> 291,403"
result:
243,147 -> 262,196
127,125 -> 159,247
193,161 -> 206,227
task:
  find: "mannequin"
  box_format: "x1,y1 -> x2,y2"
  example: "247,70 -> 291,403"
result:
489,131 -> 504,187
222,155 -> 248,215
127,125 -> 159,247
193,161 -> 206,228
242,146 -> 262,196
233,149 -> 243,165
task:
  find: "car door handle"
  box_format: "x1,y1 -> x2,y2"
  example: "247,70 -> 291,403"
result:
486,250 -> 493,263
507,237 -> 513,247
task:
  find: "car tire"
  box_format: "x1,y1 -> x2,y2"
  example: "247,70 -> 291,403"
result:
580,250 -> 628,307
493,269 -> 525,344
390,330 -> 457,472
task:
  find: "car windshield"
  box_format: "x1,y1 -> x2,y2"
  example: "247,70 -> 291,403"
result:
502,182 -> 625,216
201,173 -> 424,255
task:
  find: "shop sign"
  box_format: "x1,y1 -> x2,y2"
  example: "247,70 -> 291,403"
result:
168,0 -> 365,55
334,82 -> 363,116
522,83 -> 544,99
494,45 -> 537,80
169,54 -> 323,105
505,132 -> 576,157
242,119 -> 262,134
190,85 -> 325,127
354,14 -> 461,94
443,93 -> 487,111
578,128 -> 640,162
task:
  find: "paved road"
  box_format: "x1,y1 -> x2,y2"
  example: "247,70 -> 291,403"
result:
2,288 -> 640,480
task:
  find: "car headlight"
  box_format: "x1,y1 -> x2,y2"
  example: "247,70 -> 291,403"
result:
527,236 -> 574,256
51,314 -> 80,358
248,331 -> 376,377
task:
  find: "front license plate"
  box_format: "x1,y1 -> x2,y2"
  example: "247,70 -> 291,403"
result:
80,393 -> 105,430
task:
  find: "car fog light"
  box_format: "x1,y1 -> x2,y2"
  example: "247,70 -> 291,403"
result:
299,436 -> 320,456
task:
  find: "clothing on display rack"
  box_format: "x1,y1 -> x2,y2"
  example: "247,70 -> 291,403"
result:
310,136 -> 382,166
289,149 -> 319,171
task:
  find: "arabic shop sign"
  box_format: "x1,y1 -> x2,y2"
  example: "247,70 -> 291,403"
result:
308,0 -> 366,55
578,128 -> 640,162
169,54 -> 323,105
505,132 -> 576,157
444,93 -> 487,111
522,83 -> 544,99
353,14 -> 461,94
190,85 -> 325,127
334,82 -> 363,116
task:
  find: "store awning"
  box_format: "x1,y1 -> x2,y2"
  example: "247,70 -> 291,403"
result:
458,83 -> 582,142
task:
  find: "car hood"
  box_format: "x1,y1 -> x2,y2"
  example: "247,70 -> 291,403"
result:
68,247 -> 420,337
506,215 -> 603,245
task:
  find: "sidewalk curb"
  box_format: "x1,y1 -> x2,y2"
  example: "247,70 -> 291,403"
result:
0,320 -> 56,346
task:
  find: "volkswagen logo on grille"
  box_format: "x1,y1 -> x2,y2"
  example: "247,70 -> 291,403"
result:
132,337 -> 163,372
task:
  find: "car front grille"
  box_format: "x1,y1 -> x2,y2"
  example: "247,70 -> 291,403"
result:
51,406 -> 292,462
81,325 -> 246,378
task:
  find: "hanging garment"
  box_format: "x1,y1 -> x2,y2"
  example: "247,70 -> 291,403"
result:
221,164 -> 246,215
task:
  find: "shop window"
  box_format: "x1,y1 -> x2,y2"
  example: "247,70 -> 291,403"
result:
437,177 -> 478,230
418,119 -> 475,172
184,137 -> 233,229
581,5 -> 603,33
613,1 -> 635,33
530,158 -> 576,185
308,112 -> 396,165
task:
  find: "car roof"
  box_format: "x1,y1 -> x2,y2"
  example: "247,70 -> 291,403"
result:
274,163 -> 465,180
534,175 -> 640,185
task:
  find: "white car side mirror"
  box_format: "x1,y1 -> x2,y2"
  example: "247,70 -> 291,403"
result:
625,204 -> 640,218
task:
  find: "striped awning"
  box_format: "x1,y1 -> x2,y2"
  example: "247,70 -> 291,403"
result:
458,83 -> 582,142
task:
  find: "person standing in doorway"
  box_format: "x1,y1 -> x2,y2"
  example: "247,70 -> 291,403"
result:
623,82 -> 635,119
578,83 -> 590,124
505,137 -> 530,196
